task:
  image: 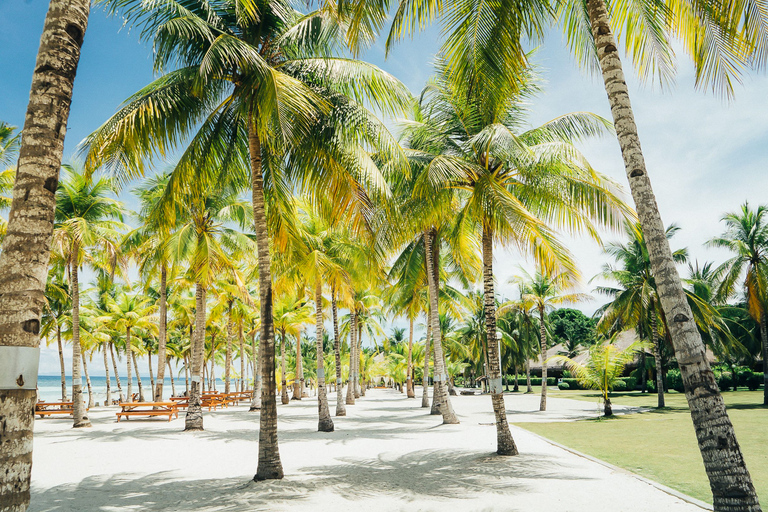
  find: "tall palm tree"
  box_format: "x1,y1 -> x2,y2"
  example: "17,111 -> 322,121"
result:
595,222 -> 688,408
52,165 -> 125,426
709,203 -> 768,405
0,3 -> 90,503
84,0 -> 408,480
518,271 -> 589,412
401,58 -> 627,453
161,172 -> 254,430
41,262 -> 71,402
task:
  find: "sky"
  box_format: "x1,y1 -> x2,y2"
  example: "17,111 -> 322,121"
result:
2,0 -> 768,376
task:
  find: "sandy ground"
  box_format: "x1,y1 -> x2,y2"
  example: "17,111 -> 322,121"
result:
29,388 -> 702,512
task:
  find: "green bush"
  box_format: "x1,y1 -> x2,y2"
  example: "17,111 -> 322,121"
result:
558,382 -> 570,390
715,371 -> 734,391
666,369 -> 685,393
562,378 -> 582,390
746,372 -> 763,391
612,380 -> 627,391
619,376 -> 637,390
646,379 -> 656,393
529,377 -> 557,387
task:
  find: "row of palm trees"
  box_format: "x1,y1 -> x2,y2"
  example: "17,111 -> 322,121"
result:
2,0 -> 767,509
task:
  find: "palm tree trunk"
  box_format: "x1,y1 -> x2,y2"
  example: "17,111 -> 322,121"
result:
239,322 -> 246,393
539,306 -> 548,412
481,226 -> 516,454
759,310 -> 768,406
346,311 -> 357,405
57,327 -> 68,401
102,343 -> 111,406
110,342 -> 124,402
358,325 -> 365,397
0,1 -> 90,507
132,351 -> 145,402
168,360 -> 176,397
210,352 -> 216,391
250,322 -> 262,411
652,304 -> 665,407
225,318 -> 233,395
148,351 -> 155,397
184,355 -> 189,395
587,0 -> 760,506
315,281 -> 334,431
424,229 -> 458,424
249,120 -> 283,480
353,319 -> 361,399
525,358 -> 532,393
81,352 -> 94,409
184,282 -> 206,431
293,329 -> 302,400
407,315 -> 415,398
513,365 -> 519,392
126,331 -> 134,402
332,290 -> 346,416
155,264 -> 167,401
70,246 -> 91,428
280,332 -> 289,405
422,318 -> 431,408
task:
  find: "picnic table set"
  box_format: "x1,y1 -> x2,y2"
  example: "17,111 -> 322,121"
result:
35,390 -> 253,422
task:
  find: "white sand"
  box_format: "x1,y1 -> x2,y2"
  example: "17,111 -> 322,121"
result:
29,388 -> 705,512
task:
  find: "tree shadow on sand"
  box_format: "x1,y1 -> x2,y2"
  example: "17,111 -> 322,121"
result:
30,449 -> 593,512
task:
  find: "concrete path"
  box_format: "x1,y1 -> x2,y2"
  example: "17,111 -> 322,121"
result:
29,388 -> 703,511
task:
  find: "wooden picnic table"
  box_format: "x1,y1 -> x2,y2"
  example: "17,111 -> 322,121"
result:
116,402 -> 179,422
35,401 -> 74,418
169,394 -> 225,411
223,391 -> 252,405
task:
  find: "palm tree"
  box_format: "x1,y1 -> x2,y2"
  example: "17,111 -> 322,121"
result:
161,172 -> 254,430
517,271 -> 589,412
595,222 -> 688,407
41,262 -> 71,402
52,165 -> 125,426
709,203 -> 768,405
0,3 -> 90,503
104,290 -> 156,403
84,0 -> 408,480
550,337 -> 645,416
401,58 -> 626,453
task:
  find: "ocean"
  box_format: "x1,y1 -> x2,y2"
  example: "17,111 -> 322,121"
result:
36,375 -> 234,404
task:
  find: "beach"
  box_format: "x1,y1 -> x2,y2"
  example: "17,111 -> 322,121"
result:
28,388 -> 707,512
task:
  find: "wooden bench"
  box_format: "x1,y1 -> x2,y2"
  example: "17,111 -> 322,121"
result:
36,401 -> 74,418
169,396 -> 189,409
223,391 -> 252,405
116,402 -> 179,422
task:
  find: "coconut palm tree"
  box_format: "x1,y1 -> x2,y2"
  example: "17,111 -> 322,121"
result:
0,3 -> 90,502
401,57 -> 627,452
594,221 -> 688,407
550,337 -> 646,416
52,165 -> 125,426
41,262 -> 71,402
517,271 -> 590,412
709,203 -> 768,406
83,0 -> 409,480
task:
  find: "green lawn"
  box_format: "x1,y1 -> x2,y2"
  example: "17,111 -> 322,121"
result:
512,389 -> 768,504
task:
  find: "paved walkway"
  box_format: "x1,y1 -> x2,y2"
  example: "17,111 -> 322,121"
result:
29,388 -> 704,511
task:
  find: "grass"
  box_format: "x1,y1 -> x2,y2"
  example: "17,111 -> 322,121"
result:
511,388 -> 768,505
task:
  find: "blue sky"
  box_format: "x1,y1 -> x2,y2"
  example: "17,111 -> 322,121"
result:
2,0 -> 768,375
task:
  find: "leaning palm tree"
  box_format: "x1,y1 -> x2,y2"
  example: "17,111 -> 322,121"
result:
0,4 -> 90,503
83,0 -> 409,480
52,165 -> 125,427
550,337 -> 645,416
709,203 -> 768,405
401,58 -> 627,454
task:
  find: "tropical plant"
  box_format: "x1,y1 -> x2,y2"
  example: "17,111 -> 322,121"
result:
549,337 -> 645,416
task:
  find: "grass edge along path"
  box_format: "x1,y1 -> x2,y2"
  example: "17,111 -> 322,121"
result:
510,389 -> 767,505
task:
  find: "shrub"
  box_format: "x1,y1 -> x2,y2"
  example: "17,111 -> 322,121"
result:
646,380 -> 656,393
562,378 -> 582,390
612,380 -> 627,391
666,369 -> 685,393
529,377 -> 557,387
558,382 -> 570,390
716,371 -> 734,391
746,372 -> 762,391
620,376 -> 637,390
